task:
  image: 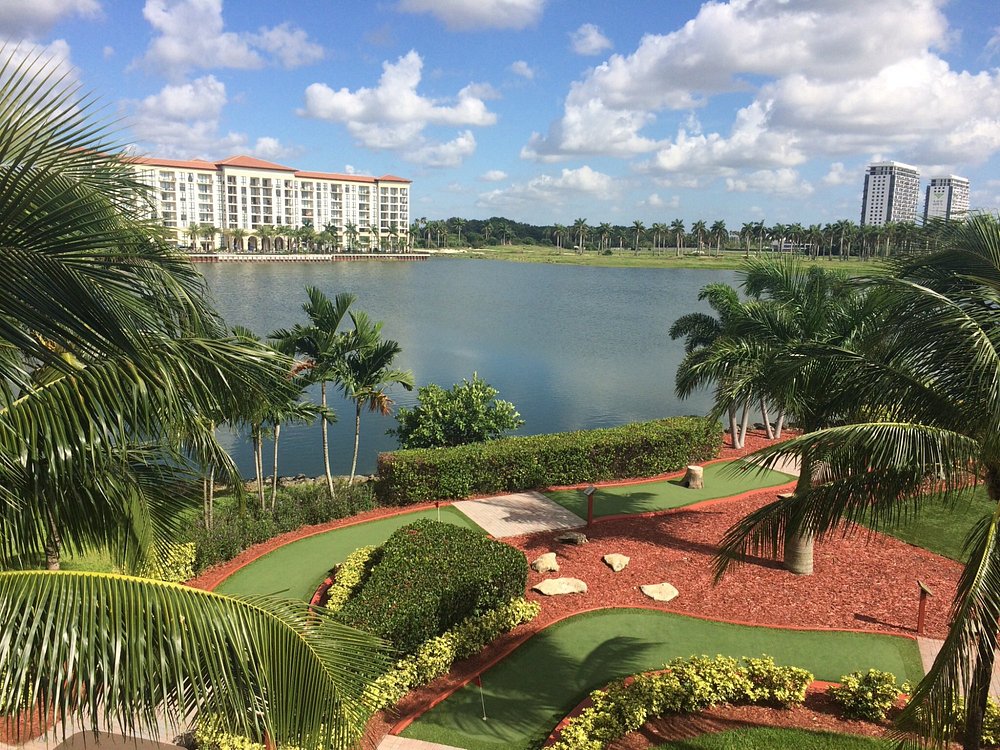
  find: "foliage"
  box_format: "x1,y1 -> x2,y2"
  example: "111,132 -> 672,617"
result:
828,669 -> 901,722
335,519 -> 528,654
376,416 -> 722,504
388,373 -> 523,448
188,481 -> 377,572
369,597 -> 539,710
324,545 -> 377,614
550,654 -> 814,750
138,543 -> 196,583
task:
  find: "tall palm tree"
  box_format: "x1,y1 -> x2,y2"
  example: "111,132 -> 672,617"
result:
551,223 -> 566,249
670,218 -> 686,256
256,224 -> 276,254
691,220 -> 708,251
710,220 -> 727,257
338,312 -> 414,484
451,217 -> 466,247
271,289 -> 357,497
344,221 -> 359,252
632,220 -> 645,253
0,49 -> 386,748
572,217 -> 588,254
200,223 -> 218,251
598,222 -> 612,252
714,215 -> 1000,749
186,222 -> 201,251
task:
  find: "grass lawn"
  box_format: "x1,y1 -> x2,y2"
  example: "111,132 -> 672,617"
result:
543,462 -> 795,521
655,728 -> 889,749
459,245 -> 888,274
213,505 -> 484,600
870,487 -> 992,562
401,608 -> 922,750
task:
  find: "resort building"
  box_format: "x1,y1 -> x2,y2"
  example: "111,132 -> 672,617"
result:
860,161 -> 920,227
128,155 -> 411,252
923,175 -> 970,223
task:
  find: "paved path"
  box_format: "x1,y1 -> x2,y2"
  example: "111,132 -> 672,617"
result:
377,737 -> 464,750
917,637 -> 1000,698
452,491 -> 585,538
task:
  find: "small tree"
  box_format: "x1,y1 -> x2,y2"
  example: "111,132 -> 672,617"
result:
389,373 -> 524,448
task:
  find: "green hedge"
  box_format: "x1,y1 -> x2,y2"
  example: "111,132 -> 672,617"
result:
375,416 -> 723,504
335,519 -> 528,655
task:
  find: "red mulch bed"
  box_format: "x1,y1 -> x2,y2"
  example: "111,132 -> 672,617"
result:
0,705 -> 55,745
361,430 -> 964,748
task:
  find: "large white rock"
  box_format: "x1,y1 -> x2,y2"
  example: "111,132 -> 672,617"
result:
531,552 -> 559,573
533,578 -> 588,596
641,583 -> 679,602
603,553 -> 630,572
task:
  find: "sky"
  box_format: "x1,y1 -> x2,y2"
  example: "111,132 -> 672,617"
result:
2,0 -> 1000,228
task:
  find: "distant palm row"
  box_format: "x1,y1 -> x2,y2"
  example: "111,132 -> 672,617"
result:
411,215 -> 950,259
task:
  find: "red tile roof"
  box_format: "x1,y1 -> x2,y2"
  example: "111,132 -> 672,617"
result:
214,155 -> 297,171
295,170 -> 376,183
378,174 -> 412,183
127,156 -> 219,171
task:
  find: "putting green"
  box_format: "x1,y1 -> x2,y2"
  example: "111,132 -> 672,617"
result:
544,461 -> 795,520
401,608 -> 923,750
213,506 -> 484,600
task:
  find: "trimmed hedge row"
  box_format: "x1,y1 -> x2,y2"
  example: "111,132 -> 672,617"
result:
335,519 -> 528,655
550,655 -> 813,750
376,416 -> 723,504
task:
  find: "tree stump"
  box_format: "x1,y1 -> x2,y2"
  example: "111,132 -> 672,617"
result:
683,465 -> 704,489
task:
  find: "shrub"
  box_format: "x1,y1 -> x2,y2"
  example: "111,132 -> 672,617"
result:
550,655 -> 813,750
335,519 -> 528,654
139,542 -> 196,583
388,373 -> 523,448
369,597 -> 539,710
376,416 -> 723,504
186,480 -> 377,572
325,545 -> 377,613
828,669 -> 900,721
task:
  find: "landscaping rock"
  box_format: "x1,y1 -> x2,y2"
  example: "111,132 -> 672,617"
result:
531,552 -> 559,573
555,531 -> 588,545
533,578 -> 588,596
683,465 -> 704,489
603,553 -> 630,572
641,582 -> 679,602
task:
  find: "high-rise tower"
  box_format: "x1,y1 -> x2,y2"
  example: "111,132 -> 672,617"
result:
860,161 -> 920,227
923,176 -> 970,222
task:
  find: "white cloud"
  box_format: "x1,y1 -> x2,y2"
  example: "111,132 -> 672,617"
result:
570,23 -> 611,56
822,162 -> 852,186
647,193 -> 679,209
300,50 -> 495,166
988,27 -> 1000,57
397,0 -> 546,30
725,169 -> 814,196
138,0 -> 323,78
131,75 -> 291,159
478,165 -> 616,209
481,169 -> 508,181
0,0 -> 99,38
524,0 -> 1000,171
510,60 -> 534,80
102,45 -> 114,58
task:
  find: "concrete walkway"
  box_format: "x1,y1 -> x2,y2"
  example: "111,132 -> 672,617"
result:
452,491 -> 585,538
377,737 -> 464,750
917,637 -> 1000,698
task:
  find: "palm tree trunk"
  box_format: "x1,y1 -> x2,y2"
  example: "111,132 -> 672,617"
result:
253,426 -> 264,511
321,382 -> 334,497
761,400 -> 774,439
964,641 -> 994,750
271,422 -> 281,511
207,465 -> 215,530
350,403 -> 362,484
728,406 -> 741,449
774,411 -> 785,439
785,451 -> 814,575
738,402 -> 751,447
45,507 -> 61,571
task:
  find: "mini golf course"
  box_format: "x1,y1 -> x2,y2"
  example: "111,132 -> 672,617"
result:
213,506 -> 484,599
400,608 -> 924,750
543,462 -> 795,520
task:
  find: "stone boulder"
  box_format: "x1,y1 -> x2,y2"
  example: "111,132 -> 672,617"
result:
555,531 -> 588,545
640,583 -> 679,602
532,578 -> 588,596
531,552 -> 559,573
603,553 -> 630,572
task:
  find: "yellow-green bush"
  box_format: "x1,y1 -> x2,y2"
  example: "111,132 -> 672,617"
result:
139,542 -> 196,583
324,545 -> 377,613
827,669 -> 900,721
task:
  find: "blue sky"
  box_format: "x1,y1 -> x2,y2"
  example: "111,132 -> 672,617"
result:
3,0 -> 1000,227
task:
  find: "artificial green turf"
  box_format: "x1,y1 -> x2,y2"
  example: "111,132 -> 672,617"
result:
870,487 -> 993,562
655,727 -> 889,749
213,506 -> 484,600
543,462 -> 795,520
402,608 -> 922,750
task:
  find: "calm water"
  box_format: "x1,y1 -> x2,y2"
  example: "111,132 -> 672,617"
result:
200,259 -> 735,477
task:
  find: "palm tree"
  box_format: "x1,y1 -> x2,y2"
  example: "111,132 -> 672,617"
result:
691,220 -> 708,251
670,219 -> 686,257
552,223 -> 566,249
572,217 -> 588,254
0,50 -> 386,748
271,289 -> 357,497
632,220 -> 645,253
231,227 -> 247,253
186,222 -> 200,251
598,222 -> 612,252
200,223 -> 218,251
256,224 -> 276,254
650,222 -> 667,255
344,221 -> 359,252
451,217 -> 466,247
714,215 -> 1000,749
338,312 -> 414,484
710,220 -> 727,257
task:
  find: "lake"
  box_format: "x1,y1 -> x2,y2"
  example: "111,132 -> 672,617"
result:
199,258 -> 736,478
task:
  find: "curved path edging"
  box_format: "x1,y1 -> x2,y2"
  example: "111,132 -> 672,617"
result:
387,605 -> 919,737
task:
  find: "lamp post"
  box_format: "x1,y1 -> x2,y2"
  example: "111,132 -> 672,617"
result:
917,580 -> 934,635
584,485 -> 596,527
